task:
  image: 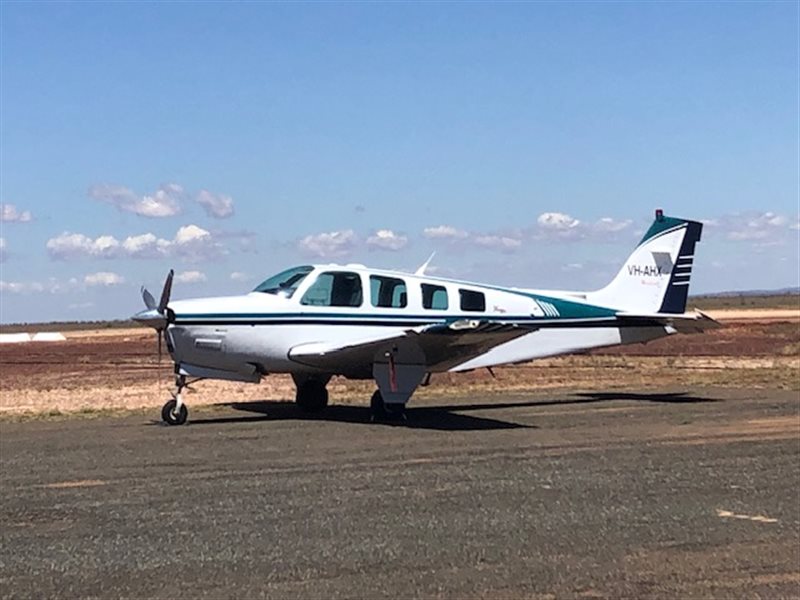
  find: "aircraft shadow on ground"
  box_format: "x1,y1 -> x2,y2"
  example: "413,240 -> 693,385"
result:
575,391 -> 720,404
191,401 -> 533,432
185,391 -> 719,431
425,391 -> 721,413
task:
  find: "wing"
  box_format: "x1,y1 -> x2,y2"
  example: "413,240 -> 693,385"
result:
288,319 -> 538,375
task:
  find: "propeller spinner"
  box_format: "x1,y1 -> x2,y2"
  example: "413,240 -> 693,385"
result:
133,269 -> 174,361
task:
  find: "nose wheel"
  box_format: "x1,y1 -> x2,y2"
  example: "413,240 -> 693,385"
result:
161,399 -> 188,426
161,373 -> 196,426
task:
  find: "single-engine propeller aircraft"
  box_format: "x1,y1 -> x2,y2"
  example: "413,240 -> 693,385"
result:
134,210 -> 719,425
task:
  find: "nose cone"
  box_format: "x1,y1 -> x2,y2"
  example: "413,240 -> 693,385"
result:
132,308 -> 167,329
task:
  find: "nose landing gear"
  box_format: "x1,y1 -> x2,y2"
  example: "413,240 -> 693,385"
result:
161,398 -> 188,426
161,373 -> 196,426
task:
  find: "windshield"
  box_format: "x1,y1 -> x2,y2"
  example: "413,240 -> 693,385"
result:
253,265 -> 313,297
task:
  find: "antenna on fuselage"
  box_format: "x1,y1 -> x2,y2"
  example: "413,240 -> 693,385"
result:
415,252 -> 436,276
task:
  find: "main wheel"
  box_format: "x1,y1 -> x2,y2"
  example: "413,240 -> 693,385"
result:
161,399 -> 188,426
295,379 -> 329,413
370,390 -> 406,421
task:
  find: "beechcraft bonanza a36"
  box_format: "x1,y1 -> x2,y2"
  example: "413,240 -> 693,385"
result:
134,210 -> 718,425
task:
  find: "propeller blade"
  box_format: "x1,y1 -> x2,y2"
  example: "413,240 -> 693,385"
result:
158,269 -> 174,314
157,330 -> 163,364
141,286 -> 157,311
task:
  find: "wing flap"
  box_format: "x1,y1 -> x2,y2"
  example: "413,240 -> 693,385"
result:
409,320 -> 537,371
288,319 -> 537,373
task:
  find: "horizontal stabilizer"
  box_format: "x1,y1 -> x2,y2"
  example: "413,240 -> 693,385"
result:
615,309 -> 721,334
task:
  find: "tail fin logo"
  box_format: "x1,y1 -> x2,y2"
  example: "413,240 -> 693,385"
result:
627,251 -> 674,278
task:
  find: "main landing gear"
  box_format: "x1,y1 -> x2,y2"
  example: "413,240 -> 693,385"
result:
291,375 -> 407,421
370,389 -> 407,422
293,376 -> 330,413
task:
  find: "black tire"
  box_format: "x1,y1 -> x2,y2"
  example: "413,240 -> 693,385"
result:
161,399 -> 188,426
295,379 -> 329,413
370,390 -> 406,421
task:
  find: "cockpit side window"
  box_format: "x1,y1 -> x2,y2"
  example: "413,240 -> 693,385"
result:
253,265 -> 313,298
370,276 -> 407,308
421,284 -> 448,310
301,271 -> 363,307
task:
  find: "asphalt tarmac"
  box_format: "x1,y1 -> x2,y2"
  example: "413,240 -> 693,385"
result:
1,387 -> 798,599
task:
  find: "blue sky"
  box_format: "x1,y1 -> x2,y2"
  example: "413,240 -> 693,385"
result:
1,1 -> 798,323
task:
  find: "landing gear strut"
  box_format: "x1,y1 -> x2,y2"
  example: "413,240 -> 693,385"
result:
370,389 -> 406,422
162,374 -> 189,426
294,377 -> 329,413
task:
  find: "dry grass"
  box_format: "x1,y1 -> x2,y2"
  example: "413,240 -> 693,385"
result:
1,316 -> 798,419
2,354 -> 797,420
691,293 -> 799,311
706,309 -> 799,322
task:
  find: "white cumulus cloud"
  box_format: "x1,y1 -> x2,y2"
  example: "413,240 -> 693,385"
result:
0,237 -> 6,262
47,225 -> 219,261
537,212 -> 581,230
1,204 -> 32,222
175,270 -> 207,284
89,183 -> 183,218
726,212 -> 790,241
423,225 -> 469,240
423,223 -> 524,252
90,183 -> 236,220
592,217 -> 632,233
473,235 -> 522,252
230,271 -> 251,282
532,211 -> 592,241
121,233 -> 170,258
174,224 -> 211,244
0,280 -> 43,294
297,230 -> 357,258
472,235 -> 522,252
366,229 -> 408,251
195,190 -> 234,219
0,277 -> 79,294
46,233 -> 120,259
84,271 -> 125,287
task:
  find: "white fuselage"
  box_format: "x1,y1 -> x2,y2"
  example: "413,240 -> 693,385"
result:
164,265 -> 668,380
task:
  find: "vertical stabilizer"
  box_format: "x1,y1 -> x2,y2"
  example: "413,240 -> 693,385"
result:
587,210 -> 703,314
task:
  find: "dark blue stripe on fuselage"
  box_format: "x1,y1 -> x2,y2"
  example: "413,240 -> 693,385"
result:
169,313 -> 653,329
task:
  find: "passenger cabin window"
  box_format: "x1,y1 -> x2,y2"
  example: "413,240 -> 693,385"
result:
370,276 -> 407,308
301,272 -> 363,307
253,265 -> 313,298
421,284 -> 448,310
459,289 -> 486,312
